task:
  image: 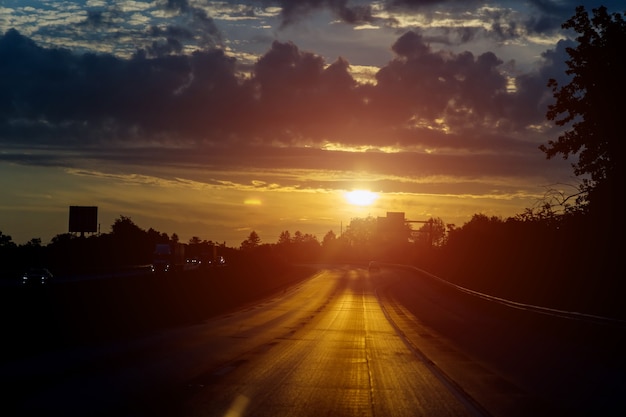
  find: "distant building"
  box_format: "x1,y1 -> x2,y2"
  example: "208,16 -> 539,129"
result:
377,212 -> 409,245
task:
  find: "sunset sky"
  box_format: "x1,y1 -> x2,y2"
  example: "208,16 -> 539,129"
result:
1,0 -> 621,246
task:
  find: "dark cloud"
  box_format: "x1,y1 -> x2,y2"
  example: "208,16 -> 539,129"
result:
369,31 -> 515,133
525,0 -> 571,15
383,0 -> 619,46
79,9 -> 123,29
501,38 -> 574,129
0,27 -> 556,161
145,32 -> 185,56
70,0 -> 222,58
387,0 -> 482,7
0,29 -> 240,144
238,40 -> 366,143
140,2 -> 222,57
267,0 -> 375,27
523,14 -> 563,35
487,1 -> 625,40
263,0 -> 615,35
161,0 -> 193,13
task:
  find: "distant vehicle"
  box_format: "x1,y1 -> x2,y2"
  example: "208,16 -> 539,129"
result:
152,243 -> 186,273
368,261 -> 380,272
22,268 -> 54,286
185,257 -> 201,271
213,255 -> 227,267
197,248 -> 227,268
202,255 -> 226,268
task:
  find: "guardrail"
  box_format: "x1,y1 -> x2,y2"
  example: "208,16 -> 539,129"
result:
389,263 -> 626,328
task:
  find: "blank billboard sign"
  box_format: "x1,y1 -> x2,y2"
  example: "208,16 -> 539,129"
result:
69,206 -> 98,233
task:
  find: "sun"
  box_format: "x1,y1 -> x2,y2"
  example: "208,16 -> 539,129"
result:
345,190 -> 379,206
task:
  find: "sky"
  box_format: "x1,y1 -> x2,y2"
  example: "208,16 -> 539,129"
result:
1,0 -> 622,247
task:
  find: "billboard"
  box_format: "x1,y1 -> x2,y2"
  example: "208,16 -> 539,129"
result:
68,206 -> 98,233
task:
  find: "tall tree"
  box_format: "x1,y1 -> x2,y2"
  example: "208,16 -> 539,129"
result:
110,216 -> 150,264
322,230 -> 336,247
277,230 -> 291,246
240,230 -> 261,250
188,236 -> 202,245
541,6 -> 625,219
111,215 -> 144,239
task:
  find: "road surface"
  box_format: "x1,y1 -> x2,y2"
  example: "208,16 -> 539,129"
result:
4,265 -> 625,416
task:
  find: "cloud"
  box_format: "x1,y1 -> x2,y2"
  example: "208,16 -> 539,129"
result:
387,0 -> 483,9
0,28 -> 240,143
1,20 -> 579,195
254,0 -> 614,43
0,26 -> 557,148
366,31 -> 519,135
270,0 -> 376,28
142,1 -> 223,56
15,0 -> 222,57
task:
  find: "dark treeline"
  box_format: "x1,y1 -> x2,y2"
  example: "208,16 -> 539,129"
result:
426,209 -> 622,318
0,201 -> 621,319
0,215 -> 219,277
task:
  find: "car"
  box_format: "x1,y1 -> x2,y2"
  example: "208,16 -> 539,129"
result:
368,261 -> 380,272
184,257 -> 201,271
22,268 -> 54,286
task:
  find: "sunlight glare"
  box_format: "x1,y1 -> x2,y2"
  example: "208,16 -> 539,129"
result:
345,190 -> 379,206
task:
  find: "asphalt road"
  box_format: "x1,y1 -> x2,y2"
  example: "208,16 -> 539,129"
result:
4,265 -> 625,416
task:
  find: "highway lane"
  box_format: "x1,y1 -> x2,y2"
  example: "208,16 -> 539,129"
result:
176,267 -> 480,417
377,265 -> 626,417
6,265 -> 500,417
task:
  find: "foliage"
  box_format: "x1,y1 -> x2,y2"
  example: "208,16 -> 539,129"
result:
412,217 -> 447,247
277,230 -> 291,246
0,230 -> 16,248
240,230 -> 261,250
188,236 -> 202,245
542,5 -> 625,219
322,230 -> 336,247
341,216 -> 378,248
269,230 -> 321,262
109,216 -> 154,265
0,216 -> 185,276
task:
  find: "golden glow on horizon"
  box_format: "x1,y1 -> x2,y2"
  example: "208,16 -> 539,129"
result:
345,190 -> 379,206
1,162 -> 556,246
321,142 -> 403,153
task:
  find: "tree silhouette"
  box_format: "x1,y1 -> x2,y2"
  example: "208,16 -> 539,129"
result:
110,215 -> 152,265
542,5 -> 625,221
342,216 -> 377,248
277,230 -> 291,246
0,231 -> 15,248
188,236 -> 202,245
240,230 -> 261,250
322,230 -> 336,247
111,215 -> 143,238
413,217 -> 446,247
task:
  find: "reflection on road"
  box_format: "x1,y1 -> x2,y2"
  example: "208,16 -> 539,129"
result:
168,267 -> 478,416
